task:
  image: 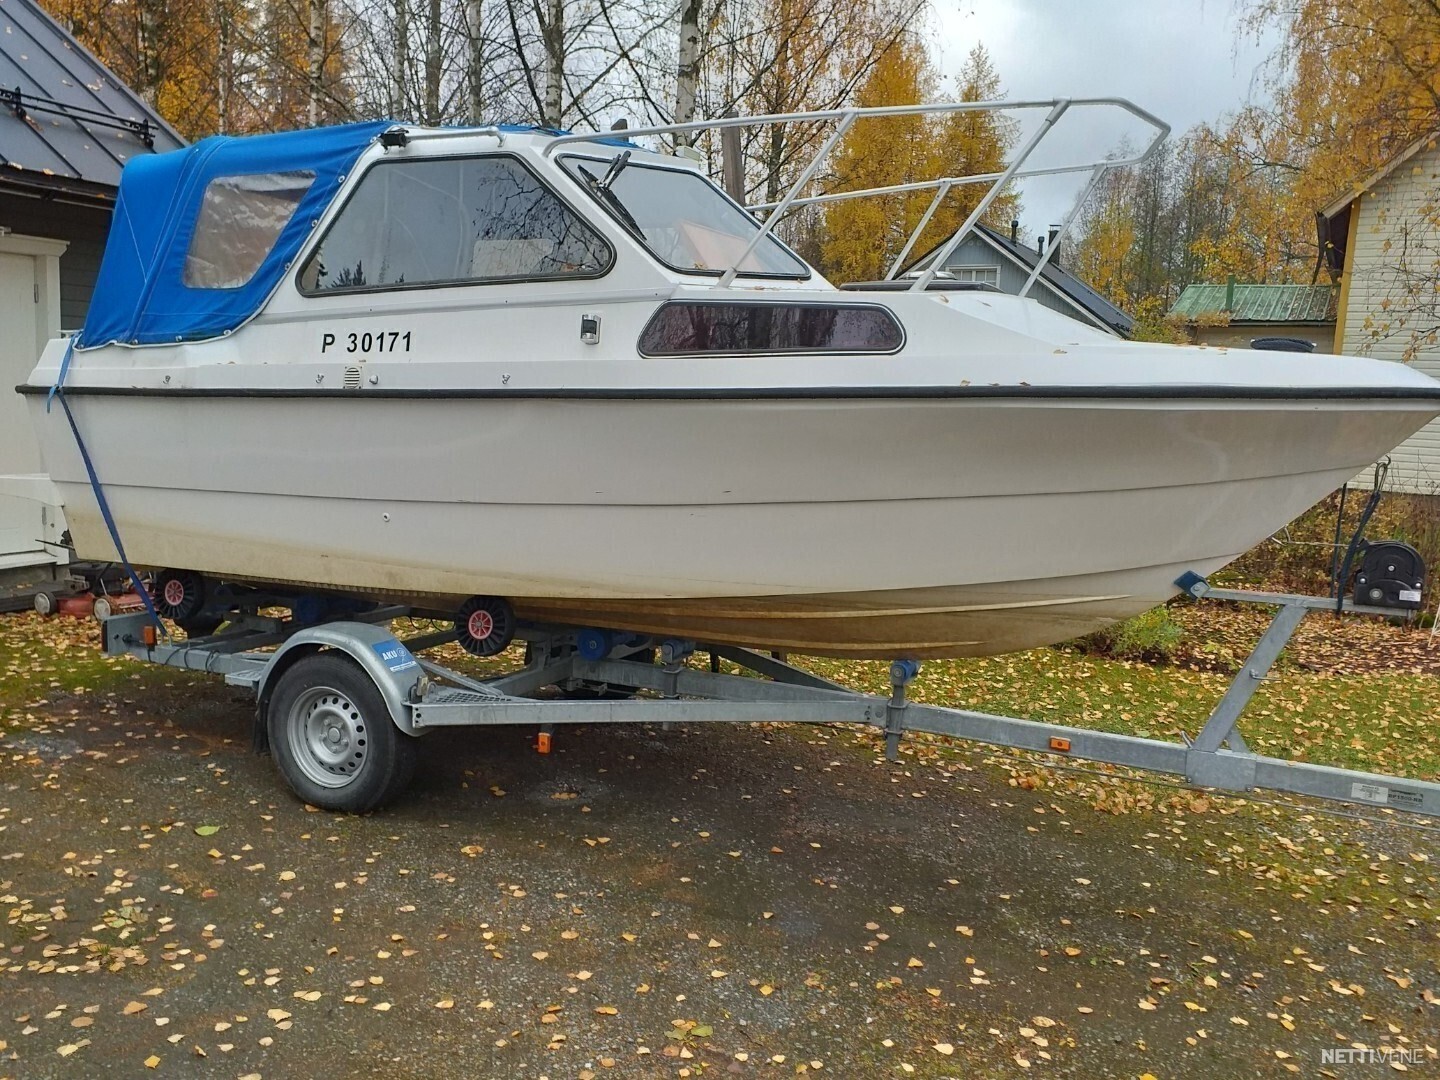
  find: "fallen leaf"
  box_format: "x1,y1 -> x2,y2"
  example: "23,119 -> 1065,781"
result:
193,825 -> 220,836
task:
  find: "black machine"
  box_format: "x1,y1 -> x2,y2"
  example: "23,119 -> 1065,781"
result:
1352,540 -> 1426,610
1250,336 -> 1318,352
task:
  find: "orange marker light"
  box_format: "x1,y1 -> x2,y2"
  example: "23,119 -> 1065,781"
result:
142,624 -> 158,647
1049,737 -> 1071,753
536,731 -> 552,754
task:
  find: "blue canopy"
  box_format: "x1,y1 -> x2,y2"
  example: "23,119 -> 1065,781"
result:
78,121 -> 392,348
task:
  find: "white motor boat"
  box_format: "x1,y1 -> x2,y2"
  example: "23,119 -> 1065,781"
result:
20,101 -> 1440,658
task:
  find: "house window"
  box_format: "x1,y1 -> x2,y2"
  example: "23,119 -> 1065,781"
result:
946,264 -> 999,286
300,155 -> 612,293
184,171 -> 316,289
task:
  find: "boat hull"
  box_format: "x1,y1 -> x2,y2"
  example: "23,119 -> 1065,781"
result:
25,390 -> 1434,657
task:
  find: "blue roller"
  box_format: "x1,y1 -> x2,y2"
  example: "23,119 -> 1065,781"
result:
292,595 -> 326,625
576,628 -> 614,661
889,659 -> 922,684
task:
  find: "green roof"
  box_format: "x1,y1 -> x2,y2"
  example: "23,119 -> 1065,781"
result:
1169,283 -> 1338,324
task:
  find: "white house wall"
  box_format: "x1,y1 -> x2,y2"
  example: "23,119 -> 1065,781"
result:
1341,143 -> 1440,493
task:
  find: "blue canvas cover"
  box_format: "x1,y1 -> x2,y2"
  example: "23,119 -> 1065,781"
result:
78,120 -> 392,348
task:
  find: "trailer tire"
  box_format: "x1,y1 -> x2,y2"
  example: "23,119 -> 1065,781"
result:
267,653 -> 417,812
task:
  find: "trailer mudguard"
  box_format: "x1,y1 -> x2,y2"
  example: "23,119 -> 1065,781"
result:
256,621 -> 425,735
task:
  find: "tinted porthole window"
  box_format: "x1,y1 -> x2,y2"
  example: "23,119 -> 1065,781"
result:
185,170 -> 315,289
638,303 -> 902,355
301,156 -> 611,292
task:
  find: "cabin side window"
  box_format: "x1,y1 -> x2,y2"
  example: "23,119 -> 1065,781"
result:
184,171 -> 316,289
299,155 -> 612,293
638,302 -> 904,356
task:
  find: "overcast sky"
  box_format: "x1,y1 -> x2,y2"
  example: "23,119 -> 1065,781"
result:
928,0 -> 1281,237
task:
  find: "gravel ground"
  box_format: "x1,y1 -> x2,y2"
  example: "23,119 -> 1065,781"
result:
0,668 -> 1436,1079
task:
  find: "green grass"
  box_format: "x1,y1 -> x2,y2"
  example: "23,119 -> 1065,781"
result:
798,646 -> 1440,782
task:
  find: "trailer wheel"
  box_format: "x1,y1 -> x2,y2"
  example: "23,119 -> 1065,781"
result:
267,653 -> 417,812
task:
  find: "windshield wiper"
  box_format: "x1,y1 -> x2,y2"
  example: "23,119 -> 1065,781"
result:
597,150 -> 631,192
576,162 -> 644,238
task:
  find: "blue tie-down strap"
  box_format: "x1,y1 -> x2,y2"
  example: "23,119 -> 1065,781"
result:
45,337 -> 76,412
54,391 -> 167,635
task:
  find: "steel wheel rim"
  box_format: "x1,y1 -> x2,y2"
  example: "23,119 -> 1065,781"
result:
286,685 -> 368,789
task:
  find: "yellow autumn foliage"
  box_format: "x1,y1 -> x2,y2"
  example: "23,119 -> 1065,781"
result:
819,41 -> 1018,284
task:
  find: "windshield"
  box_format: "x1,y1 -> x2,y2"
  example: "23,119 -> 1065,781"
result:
561,155 -> 809,278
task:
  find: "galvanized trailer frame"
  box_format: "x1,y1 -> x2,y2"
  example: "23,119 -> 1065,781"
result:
99,574 -> 1440,817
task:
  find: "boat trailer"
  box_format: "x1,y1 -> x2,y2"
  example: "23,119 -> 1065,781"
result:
96,574 -> 1440,817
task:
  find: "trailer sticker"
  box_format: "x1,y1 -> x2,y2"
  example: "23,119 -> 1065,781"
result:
1350,782 -> 1388,805
372,638 -> 418,672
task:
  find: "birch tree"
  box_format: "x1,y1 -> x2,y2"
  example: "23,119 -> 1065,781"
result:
466,0 -> 486,120
672,0 -> 704,143
307,0 -> 327,125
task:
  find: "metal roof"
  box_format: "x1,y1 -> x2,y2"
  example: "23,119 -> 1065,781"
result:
1169,283 -> 1339,324
0,0 -> 184,198
966,223 -> 1135,337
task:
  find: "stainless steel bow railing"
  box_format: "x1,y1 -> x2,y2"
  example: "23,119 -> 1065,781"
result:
542,97 -> 1170,294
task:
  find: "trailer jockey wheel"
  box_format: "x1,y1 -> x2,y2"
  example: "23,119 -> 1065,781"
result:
455,595 -> 516,656
153,569 -> 207,622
